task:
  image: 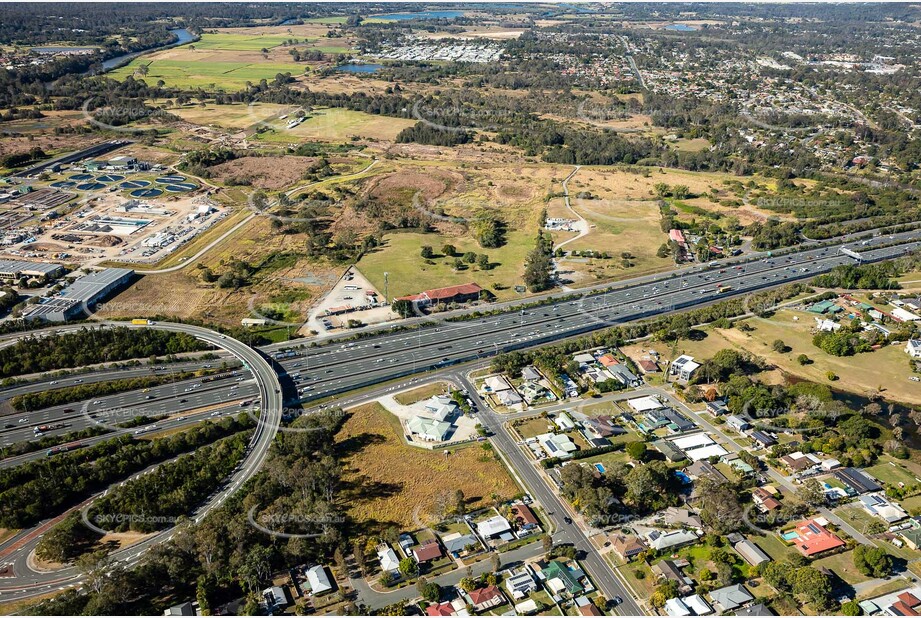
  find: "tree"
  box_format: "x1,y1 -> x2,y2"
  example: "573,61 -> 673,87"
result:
454,490 -> 466,517
542,535 -> 553,555
523,246 -> 554,292
238,546 -> 273,593
796,478 -> 826,508
391,299 -> 413,318
459,577 -> 477,592
463,251 -> 477,264
626,441 -> 647,461
398,557 -> 418,577
442,244 -> 457,257
853,544 -> 892,578
417,577 -> 441,603
772,339 -> 788,353
695,475 -> 744,534
790,566 -> 832,609
421,246 -> 434,259
841,601 -> 861,616
477,254 -> 490,270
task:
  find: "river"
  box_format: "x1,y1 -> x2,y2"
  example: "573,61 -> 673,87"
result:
97,28 -> 195,73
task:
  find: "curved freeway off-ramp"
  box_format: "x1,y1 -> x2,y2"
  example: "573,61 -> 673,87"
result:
0,321 -> 283,603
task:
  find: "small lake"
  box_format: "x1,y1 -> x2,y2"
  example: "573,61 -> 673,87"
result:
100,28 -> 194,71
337,63 -> 383,74
665,23 -> 697,32
376,10 -> 465,20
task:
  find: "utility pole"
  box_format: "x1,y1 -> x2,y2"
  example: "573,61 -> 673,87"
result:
384,272 -> 389,303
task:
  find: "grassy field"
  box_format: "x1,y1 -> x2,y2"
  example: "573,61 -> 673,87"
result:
254,107 -> 416,142
865,458 -> 921,486
358,226 -> 536,301
632,307 -> 921,405
513,416 -> 555,439
393,381 -> 452,405
813,550 -> 871,585
190,33 -> 302,51
112,58 -> 304,90
161,101 -> 292,129
335,402 -> 519,531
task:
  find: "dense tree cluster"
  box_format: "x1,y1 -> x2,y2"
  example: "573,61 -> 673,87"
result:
0,416 -> 253,528
0,327 -> 207,378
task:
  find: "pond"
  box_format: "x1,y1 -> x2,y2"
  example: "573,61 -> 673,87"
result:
665,24 -> 697,32
336,63 -> 383,74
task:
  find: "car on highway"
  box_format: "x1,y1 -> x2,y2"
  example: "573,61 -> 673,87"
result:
563,516 -> 573,524
18,418 -> 27,423
179,398 -> 188,403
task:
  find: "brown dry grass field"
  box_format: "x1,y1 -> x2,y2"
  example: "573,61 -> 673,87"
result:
96,215 -> 340,328
393,381 -> 453,406
335,402 -> 519,531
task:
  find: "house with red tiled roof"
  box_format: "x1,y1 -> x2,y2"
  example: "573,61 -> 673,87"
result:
465,585 -> 505,612
637,359 -> 660,374
598,354 -> 618,367
891,601 -> 919,616
785,519 -> 845,557
510,504 -> 539,529
899,592 -> 921,610
413,539 -> 443,564
425,602 -> 456,617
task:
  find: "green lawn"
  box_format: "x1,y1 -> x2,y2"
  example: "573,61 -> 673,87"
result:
753,532 -> 799,562
813,550 -> 871,585
358,227 -> 537,302
111,59 -> 304,90
514,417 -> 555,439
866,459 -> 921,487
191,33 -> 309,51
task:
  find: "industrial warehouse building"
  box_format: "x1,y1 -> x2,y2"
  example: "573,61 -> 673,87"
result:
0,259 -> 64,282
22,267 -> 134,322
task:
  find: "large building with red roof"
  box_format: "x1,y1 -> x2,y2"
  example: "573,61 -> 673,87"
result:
787,519 -> 845,556
397,282 -> 483,306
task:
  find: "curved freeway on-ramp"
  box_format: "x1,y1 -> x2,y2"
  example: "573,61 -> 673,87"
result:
0,321 -> 283,603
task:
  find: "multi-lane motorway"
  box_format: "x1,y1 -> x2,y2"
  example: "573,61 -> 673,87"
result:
0,229 -> 919,607
0,322 -> 283,603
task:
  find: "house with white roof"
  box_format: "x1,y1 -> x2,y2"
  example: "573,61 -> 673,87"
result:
304,565 -> 334,595
906,340 -> 921,358
537,433 -> 578,459
555,413 -> 576,431
646,528 -> 699,551
377,545 -> 401,575
860,493 -> 908,523
628,395 -> 665,413
407,416 -> 453,442
893,307 -> 920,322
484,375 -> 512,392
670,355 -> 701,381
477,515 -> 513,540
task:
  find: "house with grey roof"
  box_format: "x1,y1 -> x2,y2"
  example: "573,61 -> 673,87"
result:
709,584 -> 754,613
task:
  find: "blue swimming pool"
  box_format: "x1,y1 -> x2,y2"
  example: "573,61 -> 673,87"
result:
594,463 -> 606,474
782,531 -> 800,541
